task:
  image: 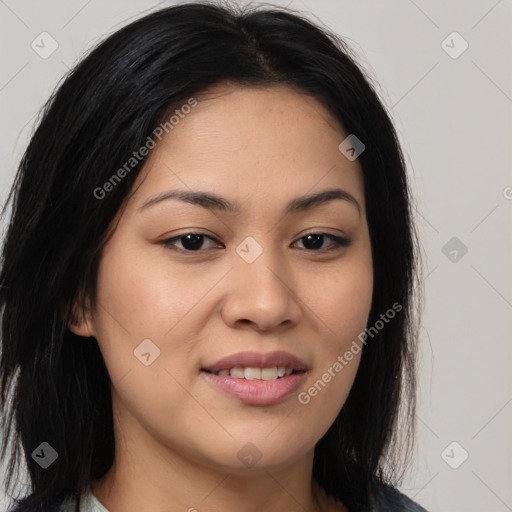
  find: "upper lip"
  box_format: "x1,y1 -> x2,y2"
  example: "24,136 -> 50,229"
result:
202,350 -> 307,373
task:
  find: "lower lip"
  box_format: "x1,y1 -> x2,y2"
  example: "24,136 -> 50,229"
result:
201,371 -> 306,405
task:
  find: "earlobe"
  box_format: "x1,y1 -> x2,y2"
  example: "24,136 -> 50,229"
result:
68,314 -> 95,337
66,299 -> 95,338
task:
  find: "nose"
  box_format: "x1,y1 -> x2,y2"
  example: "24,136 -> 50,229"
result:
220,244 -> 302,332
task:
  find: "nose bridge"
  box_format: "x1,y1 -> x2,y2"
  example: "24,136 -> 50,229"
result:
222,233 -> 301,330
234,233 -> 288,295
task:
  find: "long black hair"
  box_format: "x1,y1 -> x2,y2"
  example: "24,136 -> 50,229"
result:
0,2 -> 423,511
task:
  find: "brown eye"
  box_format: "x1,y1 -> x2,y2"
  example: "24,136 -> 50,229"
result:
161,233 -> 221,252
160,232 -> 351,254
293,233 -> 351,252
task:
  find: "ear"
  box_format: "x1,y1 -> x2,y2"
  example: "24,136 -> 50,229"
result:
66,296 -> 95,338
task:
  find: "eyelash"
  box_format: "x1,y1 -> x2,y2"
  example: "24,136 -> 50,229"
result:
160,232 -> 351,254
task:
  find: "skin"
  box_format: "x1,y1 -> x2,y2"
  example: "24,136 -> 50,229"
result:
70,83 -> 373,512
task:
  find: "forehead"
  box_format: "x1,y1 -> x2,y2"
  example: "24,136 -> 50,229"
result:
128,83 -> 365,216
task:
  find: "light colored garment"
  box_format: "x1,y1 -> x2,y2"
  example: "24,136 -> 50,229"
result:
79,489 -> 110,512
31,488 -> 110,512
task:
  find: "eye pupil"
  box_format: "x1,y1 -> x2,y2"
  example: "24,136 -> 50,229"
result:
181,234 -> 204,251
302,234 -> 324,250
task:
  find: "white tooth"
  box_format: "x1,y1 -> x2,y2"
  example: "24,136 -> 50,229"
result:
230,367 -> 245,378
261,367 -> 278,380
244,367 -> 262,380
217,369 -> 229,376
277,366 -> 286,377
284,368 -> 293,376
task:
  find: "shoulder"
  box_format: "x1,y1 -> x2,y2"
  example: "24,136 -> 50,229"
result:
314,479 -> 428,512
370,483 -> 429,511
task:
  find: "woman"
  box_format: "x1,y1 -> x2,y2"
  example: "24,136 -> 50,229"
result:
0,2 -> 426,511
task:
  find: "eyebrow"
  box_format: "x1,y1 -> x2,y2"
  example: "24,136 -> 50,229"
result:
139,187 -> 361,218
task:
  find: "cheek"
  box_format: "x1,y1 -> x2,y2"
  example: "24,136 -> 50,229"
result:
91,243 -> 201,435
308,254 -> 373,343
91,237 -> 226,391
94,237 -> 206,339
90,240 -> 180,385
302,249 -> 372,412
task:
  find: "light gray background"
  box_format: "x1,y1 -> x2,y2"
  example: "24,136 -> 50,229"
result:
1,1 -> 511,511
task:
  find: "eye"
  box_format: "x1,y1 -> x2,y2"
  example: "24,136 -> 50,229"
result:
160,232 -> 351,253
293,232 -> 351,252
160,232 -> 221,252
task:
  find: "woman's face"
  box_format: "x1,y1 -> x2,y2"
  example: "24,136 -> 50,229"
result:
73,84 -> 373,474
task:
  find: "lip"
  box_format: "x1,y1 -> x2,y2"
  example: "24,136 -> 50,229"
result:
201,350 -> 308,406
201,371 -> 306,406
201,350 -> 307,374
